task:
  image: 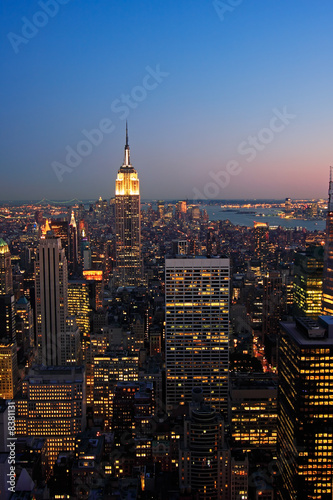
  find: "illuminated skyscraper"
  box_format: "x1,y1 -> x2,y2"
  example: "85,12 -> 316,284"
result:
179,388 -> 229,499
16,365 -> 86,472
253,221 -> 269,267
293,247 -> 323,319
322,167 -> 333,315
278,317 -> 333,499
115,124 -> 141,286
35,232 -> 68,366
68,279 -> 91,358
165,257 -> 230,415
0,238 -> 13,295
0,343 -> 18,399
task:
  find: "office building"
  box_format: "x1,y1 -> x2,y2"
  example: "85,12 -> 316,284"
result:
179,388 -> 229,499
35,232 -> 68,366
0,343 -> 18,399
92,350 -> 139,428
253,222 -> 269,265
229,373 -> 277,451
115,124 -> 142,286
50,220 -> 69,258
68,279 -> 91,358
230,454 -> 249,500
16,295 -> 34,351
165,257 -> 230,415
0,294 -> 16,344
16,365 -> 86,472
278,316 -> 333,499
293,246 -> 323,319
0,239 -> 13,294
82,270 -> 103,310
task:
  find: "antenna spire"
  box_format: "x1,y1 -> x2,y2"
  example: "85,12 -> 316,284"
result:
124,122 -> 130,165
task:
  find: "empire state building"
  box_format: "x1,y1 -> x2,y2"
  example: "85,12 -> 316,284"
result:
115,124 -> 142,286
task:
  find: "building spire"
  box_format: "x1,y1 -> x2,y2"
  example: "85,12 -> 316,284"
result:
124,121 -> 130,165
70,210 -> 76,228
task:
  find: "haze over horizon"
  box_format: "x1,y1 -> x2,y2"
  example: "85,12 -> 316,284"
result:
1,0 -> 333,201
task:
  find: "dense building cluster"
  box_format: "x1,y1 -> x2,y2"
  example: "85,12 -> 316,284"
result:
0,135 -> 332,499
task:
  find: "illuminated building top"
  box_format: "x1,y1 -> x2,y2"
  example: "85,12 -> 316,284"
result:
115,122 -> 140,196
70,210 -> 76,227
0,239 -> 9,255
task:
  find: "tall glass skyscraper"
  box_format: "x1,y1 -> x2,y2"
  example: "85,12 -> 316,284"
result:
115,124 -> 141,286
165,257 -> 230,416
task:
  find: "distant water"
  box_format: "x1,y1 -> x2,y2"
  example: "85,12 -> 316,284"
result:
203,206 -> 326,231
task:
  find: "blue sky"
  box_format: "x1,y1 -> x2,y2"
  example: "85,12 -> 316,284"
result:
1,0 -> 333,201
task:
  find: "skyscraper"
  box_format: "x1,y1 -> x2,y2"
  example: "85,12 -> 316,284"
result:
322,167 -> 333,315
165,257 -> 230,415
278,316 -> 333,499
35,232 -> 68,366
293,246 -> 324,319
16,365 -> 86,472
0,343 -> 18,399
0,238 -> 13,295
115,124 -> 141,286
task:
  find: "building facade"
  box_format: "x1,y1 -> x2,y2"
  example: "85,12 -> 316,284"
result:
16,365 -> 86,472
165,257 -> 230,415
293,247 -> 324,320
35,233 -> 68,366
278,317 -> 333,499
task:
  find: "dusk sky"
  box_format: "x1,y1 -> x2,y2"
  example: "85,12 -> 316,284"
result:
1,0 -> 333,201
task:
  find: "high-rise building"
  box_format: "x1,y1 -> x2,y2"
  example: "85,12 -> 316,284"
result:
253,222 -> 269,266
35,232 -> 68,366
16,296 -> 34,351
50,220 -> 69,257
322,167 -> 333,315
278,316 -> 333,499
68,280 -> 91,358
179,388 -> 229,499
229,373 -> 277,451
16,366 -> 86,472
293,246 -> 323,319
165,257 -> 230,415
115,124 -> 142,286
0,239 -> 13,295
92,350 -> 139,428
82,270 -> 103,310
0,343 -> 18,399
0,294 -> 16,344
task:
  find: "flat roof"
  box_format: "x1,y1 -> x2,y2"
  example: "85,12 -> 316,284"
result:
281,321 -> 333,347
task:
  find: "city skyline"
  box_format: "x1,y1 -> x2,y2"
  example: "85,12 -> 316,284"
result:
2,1 -> 333,201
